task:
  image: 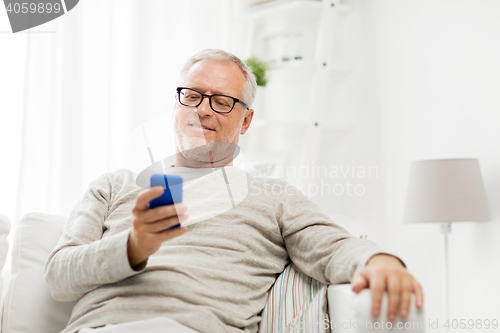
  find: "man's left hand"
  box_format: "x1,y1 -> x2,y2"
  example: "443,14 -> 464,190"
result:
351,254 -> 424,322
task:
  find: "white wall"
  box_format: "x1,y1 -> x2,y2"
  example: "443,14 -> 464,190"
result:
366,0 -> 500,322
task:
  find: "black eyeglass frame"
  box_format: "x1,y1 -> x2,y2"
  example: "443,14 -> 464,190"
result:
176,87 -> 249,114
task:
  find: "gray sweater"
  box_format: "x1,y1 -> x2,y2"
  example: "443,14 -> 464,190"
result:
45,167 -> 389,333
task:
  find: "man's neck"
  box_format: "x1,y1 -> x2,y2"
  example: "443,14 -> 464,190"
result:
174,142 -> 239,168
173,159 -> 234,168
174,151 -> 234,169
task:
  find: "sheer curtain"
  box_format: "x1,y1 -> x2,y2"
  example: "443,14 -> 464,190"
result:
0,0 -> 238,228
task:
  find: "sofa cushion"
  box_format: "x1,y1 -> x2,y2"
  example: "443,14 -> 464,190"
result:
2,213 -> 75,333
259,263 -> 329,333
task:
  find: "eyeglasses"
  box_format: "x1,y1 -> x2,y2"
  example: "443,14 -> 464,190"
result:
176,87 -> 249,114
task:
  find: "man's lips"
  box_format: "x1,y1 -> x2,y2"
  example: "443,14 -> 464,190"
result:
188,123 -> 215,131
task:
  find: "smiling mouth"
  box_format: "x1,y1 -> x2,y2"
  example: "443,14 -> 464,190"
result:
188,124 -> 215,131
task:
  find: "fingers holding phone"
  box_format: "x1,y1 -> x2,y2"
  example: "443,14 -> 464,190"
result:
128,175 -> 186,269
138,189 -> 188,227
134,189 -> 189,234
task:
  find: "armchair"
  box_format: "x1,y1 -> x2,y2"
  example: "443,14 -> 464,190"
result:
0,213 -> 425,333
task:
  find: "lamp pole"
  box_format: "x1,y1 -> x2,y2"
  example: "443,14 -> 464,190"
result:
440,222 -> 452,331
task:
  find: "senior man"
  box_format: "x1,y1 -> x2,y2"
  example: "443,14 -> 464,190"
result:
45,49 -> 423,333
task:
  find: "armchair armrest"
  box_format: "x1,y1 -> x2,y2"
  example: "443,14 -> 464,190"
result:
327,284 -> 425,333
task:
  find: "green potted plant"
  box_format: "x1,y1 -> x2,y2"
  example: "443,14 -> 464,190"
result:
245,56 -> 269,121
246,56 -> 269,87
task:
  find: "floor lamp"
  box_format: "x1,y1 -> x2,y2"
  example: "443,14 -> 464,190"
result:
403,158 -> 490,328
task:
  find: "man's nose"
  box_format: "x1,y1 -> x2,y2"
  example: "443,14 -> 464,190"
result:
196,97 -> 213,117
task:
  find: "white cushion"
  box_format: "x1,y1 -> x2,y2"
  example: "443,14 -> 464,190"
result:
2,213 -> 75,333
259,263 -> 329,333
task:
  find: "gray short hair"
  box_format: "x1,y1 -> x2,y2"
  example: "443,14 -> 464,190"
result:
179,49 -> 257,108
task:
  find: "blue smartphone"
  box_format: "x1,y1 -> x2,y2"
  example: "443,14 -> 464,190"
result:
149,174 -> 183,230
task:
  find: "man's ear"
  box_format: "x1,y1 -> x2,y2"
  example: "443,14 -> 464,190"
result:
173,94 -> 180,110
240,109 -> 254,135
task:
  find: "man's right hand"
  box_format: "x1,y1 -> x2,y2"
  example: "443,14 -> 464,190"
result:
128,186 -> 189,269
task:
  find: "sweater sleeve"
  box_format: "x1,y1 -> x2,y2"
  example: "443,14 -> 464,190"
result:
44,171 -> 145,302
277,181 -> 403,285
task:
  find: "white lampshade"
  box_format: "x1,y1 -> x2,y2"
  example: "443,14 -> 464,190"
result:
403,159 -> 491,223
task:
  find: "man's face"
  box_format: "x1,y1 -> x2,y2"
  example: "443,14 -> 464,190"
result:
173,60 -> 253,164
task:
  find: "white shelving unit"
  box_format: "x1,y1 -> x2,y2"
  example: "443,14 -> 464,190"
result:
240,0 -> 355,190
